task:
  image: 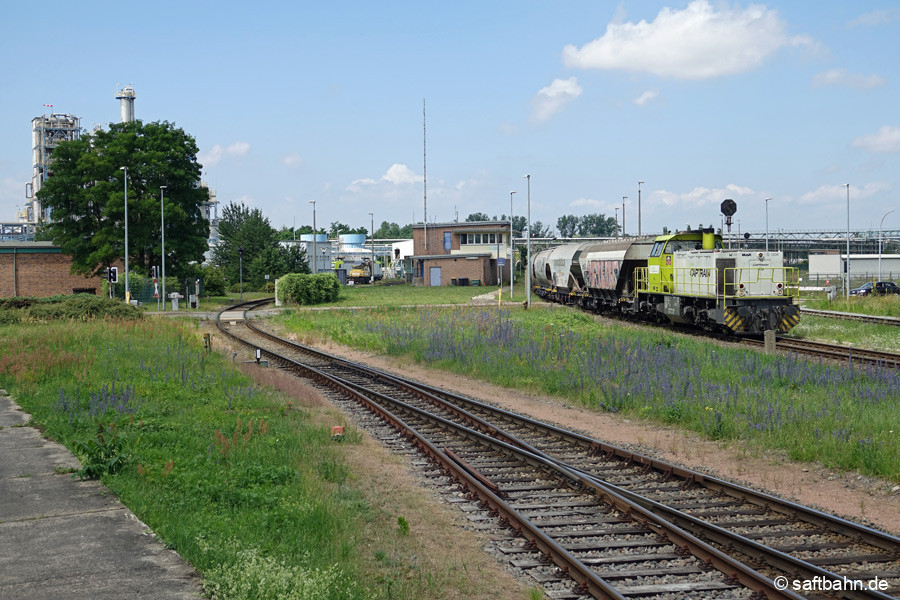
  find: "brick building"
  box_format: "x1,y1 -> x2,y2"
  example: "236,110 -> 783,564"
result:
410,221 -> 513,286
0,242 -> 110,297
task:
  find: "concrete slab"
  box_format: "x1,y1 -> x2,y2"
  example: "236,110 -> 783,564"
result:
0,475 -> 118,522
0,509 -> 200,599
0,395 -> 30,426
0,393 -> 202,599
0,427 -> 81,478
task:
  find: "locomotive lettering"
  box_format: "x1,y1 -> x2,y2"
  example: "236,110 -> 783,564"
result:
690,268 -> 711,278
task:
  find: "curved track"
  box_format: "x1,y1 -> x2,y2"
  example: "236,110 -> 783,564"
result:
217,300 -> 900,599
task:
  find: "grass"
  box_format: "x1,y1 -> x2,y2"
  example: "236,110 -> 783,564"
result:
0,317 -> 514,600
325,281 -> 513,307
273,304 -> 900,483
790,314 -> 900,352
802,292 -> 900,318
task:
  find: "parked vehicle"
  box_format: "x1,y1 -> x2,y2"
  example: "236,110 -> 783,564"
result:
849,281 -> 900,296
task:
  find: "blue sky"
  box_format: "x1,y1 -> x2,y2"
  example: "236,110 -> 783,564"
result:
1,1 -> 898,237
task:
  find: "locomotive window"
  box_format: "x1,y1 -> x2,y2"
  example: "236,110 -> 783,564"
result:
650,242 -> 664,257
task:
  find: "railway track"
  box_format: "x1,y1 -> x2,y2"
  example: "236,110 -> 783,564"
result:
217,300 -> 900,599
799,308 -> 900,327
742,337 -> 900,368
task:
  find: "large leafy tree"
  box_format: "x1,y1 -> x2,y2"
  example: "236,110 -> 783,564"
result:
38,120 -> 210,277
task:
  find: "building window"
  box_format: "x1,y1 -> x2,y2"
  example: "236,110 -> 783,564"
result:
444,231 -> 452,250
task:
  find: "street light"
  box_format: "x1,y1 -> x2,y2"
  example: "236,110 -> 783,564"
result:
622,196 -> 627,236
238,246 -> 244,300
369,212 -> 375,284
765,197 -> 771,252
638,181 -> 644,236
845,184 -> 850,300
310,200 -> 317,274
523,174 -> 531,309
121,166 -> 129,304
614,207 -> 619,239
880,209 -> 895,281
160,186 -> 167,311
509,191 -> 516,300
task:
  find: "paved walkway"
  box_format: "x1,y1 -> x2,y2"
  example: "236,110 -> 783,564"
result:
0,390 -> 201,599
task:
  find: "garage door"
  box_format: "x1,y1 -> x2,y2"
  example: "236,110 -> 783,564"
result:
429,266 -> 441,287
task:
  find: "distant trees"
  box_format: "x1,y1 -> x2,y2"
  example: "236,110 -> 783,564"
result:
373,221 -> 413,238
557,213 -> 617,238
37,120 -> 210,277
212,202 -> 309,290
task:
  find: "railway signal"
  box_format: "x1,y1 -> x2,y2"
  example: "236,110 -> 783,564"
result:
108,267 -> 118,284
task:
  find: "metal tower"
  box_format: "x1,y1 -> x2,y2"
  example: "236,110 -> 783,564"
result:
115,84 -> 136,123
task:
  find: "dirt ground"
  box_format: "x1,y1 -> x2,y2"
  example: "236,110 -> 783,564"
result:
285,333 -> 900,538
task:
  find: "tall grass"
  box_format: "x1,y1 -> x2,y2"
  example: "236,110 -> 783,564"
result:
0,318 -> 468,599
275,306 -> 900,482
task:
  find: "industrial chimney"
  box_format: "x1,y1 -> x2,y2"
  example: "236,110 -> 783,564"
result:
115,84 -> 136,123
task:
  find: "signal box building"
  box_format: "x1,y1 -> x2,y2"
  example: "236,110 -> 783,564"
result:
0,242 -> 110,297
410,221 -> 514,287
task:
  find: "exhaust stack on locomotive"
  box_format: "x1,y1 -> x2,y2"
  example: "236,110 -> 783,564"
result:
531,201 -> 800,335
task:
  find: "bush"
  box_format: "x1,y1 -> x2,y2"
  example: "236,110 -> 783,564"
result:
0,294 -> 142,321
277,273 -> 340,306
201,266 -> 228,296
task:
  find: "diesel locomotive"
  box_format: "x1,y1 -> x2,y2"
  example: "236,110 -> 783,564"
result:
530,222 -> 799,335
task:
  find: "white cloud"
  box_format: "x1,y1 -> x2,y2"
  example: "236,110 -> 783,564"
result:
199,141 -> 251,167
346,164 -> 422,192
847,8 -> 899,28
281,153 -> 303,169
562,0 -> 811,80
531,77 -> 583,122
851,126 -> 900,153
656,184 -> 755,208
798,182 -> 890,205
812,68 -> 885,90
381,163 -> 422,185
634,90 -> 659,106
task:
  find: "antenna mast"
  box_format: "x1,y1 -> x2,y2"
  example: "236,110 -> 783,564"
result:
423,98 -> 428,251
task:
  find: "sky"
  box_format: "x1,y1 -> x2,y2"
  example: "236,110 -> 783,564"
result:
1,1 -> 899,238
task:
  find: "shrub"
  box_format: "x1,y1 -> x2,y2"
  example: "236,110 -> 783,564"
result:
201,266 -> 228,296
277,273 -> 340,306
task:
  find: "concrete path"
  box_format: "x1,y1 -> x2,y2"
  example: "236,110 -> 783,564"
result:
0,390 -> 202,599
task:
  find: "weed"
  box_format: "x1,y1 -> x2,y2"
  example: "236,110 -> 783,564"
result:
72,422 -> 128,480
397,515 -> 410,536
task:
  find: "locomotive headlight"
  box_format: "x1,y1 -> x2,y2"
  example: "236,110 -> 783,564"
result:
757,252 -> 764,259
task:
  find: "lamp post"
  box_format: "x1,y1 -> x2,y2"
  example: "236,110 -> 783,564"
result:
509,191 -> 516,300
310,200 -> 317,274
622,196 -> 627,237
880,209 -> 895,281
238,246 -> 244,300
121,166 -> 129,304
637,181 -> 644,236
845,184 -> 850,300
160,186 -> 167,310
765,197 -> 771,252
369,212 -> 375,284
614,207 -> 619,239
523,174 -> 531,309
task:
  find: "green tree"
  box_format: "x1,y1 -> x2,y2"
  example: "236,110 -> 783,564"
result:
329,222 -> 368,237
213,202 -> 310,289
556,213 -> 616,237
373,221 -> 413,238
213,202 -> 279,286
37,120 -> 210,277
465,212 -> 492,222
